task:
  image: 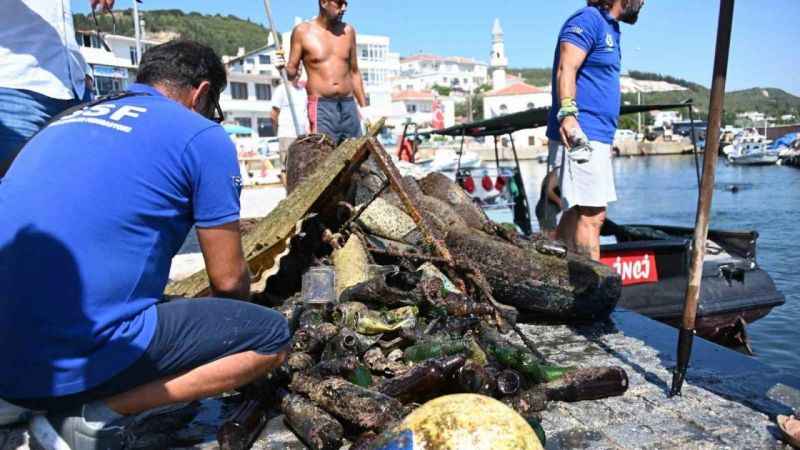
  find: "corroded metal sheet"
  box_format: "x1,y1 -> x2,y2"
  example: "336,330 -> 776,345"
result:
164,127 -> 382,298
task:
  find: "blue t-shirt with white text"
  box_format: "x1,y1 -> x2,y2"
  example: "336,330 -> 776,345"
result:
547,6 -> 622,145
0,83 -> 241,398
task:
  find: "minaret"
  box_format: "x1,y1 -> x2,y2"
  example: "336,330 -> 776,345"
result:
491,18 -> 508,90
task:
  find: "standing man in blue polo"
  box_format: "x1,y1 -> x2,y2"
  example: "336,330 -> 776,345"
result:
0,40 -> 289,449
544,0 -> 645,260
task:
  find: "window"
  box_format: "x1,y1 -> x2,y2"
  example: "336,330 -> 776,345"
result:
129,47 -> 137,65
406,104 -> 417,113
77,33 -> 101,49
363,71 -> 370,83
364,95 -> 371,107
255,84 -> 271,101
259,54 -> 270,64
528,136 -> 536,146
245,58 -> 255,65
235,117 -> 252,129
230,82 -> 248,100
361,47 -> 369,58
527,103 -> 535,109
257,117 -> 274,137
95,76 -> 124,96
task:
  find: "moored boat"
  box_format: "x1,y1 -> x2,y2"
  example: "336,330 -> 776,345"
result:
599,221 -> 784,350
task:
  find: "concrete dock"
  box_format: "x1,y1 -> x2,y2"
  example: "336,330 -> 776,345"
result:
3,308 -> 797,449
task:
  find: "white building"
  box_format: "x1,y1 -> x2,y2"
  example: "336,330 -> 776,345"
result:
354,34 -> 396,121
389,90 -> 455,130
219,46 -> 282,139
737,111 -> 767,124
394,54 -> 488,94
75,30 -> 161,96
651,110 -> 682,128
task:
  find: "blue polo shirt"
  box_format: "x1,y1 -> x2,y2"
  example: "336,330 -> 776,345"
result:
0,83 -> 242,399
547,6 -> 622,145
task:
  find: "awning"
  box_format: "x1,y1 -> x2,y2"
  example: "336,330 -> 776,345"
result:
91,65 -> 129,79
224,124 -> 253,135
425,101 -> 693,138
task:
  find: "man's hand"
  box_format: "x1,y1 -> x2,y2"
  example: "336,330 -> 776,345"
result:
559,115 -> 581,149
274,49 -> 287,70
90,0 -> 114,11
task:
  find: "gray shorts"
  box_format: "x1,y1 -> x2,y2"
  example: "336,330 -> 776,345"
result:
308,96 -> 362,144
548,140 -> 617,210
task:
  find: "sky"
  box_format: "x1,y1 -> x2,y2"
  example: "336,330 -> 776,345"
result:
72,0 -> 800,96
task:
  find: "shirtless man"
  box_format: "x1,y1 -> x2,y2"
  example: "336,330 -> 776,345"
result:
275,0 -> 366,144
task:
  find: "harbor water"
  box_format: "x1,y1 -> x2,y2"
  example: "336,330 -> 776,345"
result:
513,154 -> 800,378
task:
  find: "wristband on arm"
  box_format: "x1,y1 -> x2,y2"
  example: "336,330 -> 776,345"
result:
557,97 -> 579,122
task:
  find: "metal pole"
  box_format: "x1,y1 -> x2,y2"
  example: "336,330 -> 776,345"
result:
509,133 -> 533,236
637,92 -> 642,135
670,0 -> 735,397
262,0 -> 303,136
688,104 -> 701,186
132,0 -> 142,64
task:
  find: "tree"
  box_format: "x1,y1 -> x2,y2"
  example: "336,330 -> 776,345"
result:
618,115 -> 638,131
431,84 -> 452,97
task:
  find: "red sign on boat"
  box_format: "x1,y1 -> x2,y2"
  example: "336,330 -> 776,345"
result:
600,251 -> 659,286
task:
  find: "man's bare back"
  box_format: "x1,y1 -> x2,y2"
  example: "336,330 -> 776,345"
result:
285,2 -> 366,106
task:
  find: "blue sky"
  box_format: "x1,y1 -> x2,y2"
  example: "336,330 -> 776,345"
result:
72,0 -> 800,95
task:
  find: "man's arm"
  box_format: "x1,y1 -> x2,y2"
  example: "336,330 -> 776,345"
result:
284,26 -> 304,81
349,27 -> 367,108
197,222 -> 250,300
271,107 -> 280,134
556,42 -> 588,147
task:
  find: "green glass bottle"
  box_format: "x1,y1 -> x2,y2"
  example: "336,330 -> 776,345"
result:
487,344 -> 569,383
403,339 -> 467,363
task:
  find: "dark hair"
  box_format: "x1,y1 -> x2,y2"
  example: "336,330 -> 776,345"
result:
136,40 -> 227,98
587,0 -> 615,10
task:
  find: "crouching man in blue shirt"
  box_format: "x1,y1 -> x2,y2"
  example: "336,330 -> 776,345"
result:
0,40 -> 290,449
542,0 -> 645,260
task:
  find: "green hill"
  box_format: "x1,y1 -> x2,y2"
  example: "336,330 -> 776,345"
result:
512,68 -> 800,125
73,9 -> 270,57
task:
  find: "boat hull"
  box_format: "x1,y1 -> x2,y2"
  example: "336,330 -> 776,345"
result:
600,223 -> 785,349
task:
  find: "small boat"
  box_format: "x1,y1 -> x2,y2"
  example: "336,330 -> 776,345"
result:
424,148 -> 482,172
725,129 -> 779,165
600,221 -> 785,351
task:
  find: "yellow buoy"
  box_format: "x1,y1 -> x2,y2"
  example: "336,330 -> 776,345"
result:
376,394 -> 543,450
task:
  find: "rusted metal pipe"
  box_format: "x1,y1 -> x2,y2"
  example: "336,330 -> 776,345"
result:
670,0 -> 735,397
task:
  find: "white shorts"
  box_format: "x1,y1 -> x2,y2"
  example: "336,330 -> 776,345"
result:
548,139 -> 617,210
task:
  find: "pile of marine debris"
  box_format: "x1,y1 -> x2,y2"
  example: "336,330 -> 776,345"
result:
164,129 -> 627,450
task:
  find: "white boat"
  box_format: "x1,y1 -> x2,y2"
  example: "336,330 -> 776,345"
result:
727,141 -> 779,166
725,129 -> 779,166
424,148 -> 482,172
